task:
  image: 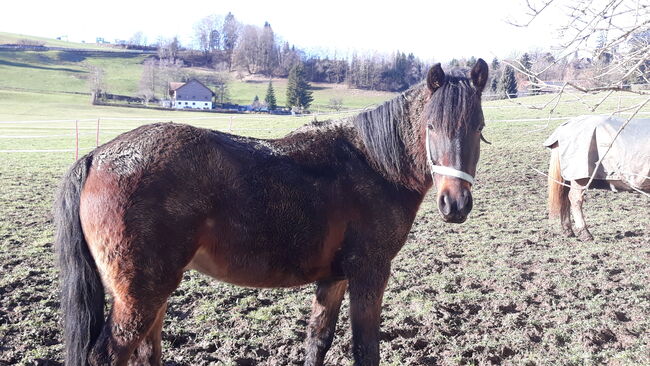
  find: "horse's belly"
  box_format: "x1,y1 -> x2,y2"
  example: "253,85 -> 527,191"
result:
185,247 -> 329,288
185,218 -> 346,288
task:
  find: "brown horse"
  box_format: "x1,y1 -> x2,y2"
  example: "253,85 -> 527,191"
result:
55,59 -> 489,366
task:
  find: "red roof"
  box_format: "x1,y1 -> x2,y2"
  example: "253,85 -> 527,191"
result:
169,82 -> 185,91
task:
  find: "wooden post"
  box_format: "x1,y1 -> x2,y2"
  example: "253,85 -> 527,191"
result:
96,118 -> 100,146
75,119 -> 79,160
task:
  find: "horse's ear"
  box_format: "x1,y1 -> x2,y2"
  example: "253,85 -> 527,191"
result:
471,58 -> 489,93
427,64 -> 445,93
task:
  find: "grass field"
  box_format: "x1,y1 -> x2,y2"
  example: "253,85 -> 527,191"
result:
0,43 -> 393,112
0,32 -> 127,51
0,40 -> 649,365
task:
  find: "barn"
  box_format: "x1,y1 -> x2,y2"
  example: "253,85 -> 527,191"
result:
169,79 -> 214,110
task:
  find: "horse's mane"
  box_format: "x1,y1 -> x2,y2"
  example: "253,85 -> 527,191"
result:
353,92 -> 411,180
425,69 -> 481,136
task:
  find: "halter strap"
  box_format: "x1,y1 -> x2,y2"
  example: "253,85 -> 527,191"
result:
425,127 -> 476,185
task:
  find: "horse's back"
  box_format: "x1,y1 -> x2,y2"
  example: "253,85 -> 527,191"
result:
544,116 -> 650,189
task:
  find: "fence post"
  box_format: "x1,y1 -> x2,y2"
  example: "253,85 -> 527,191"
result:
75,119 -> 79,160
96,118 -> 100,146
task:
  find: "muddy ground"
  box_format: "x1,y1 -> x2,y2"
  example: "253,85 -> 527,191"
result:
0,121 -> 648,365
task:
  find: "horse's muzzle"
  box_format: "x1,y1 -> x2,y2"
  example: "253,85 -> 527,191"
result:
437,187 -> 473,223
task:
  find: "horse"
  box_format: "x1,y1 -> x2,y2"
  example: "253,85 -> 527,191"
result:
546,115 -> 650,241
54,59 -> 489,366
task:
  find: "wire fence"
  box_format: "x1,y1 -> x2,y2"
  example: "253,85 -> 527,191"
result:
1,107 -> 648,155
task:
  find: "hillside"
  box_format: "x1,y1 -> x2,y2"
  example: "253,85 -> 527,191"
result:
0,32 -> 132,51
0,32 -> 395,113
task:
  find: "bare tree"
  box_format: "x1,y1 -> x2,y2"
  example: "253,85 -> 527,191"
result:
506,0 -> 649,98
222,12 -> 241,71
259,22 -> 278,76
194,15 -> 224,63
157,37 -> 180,62
86,64 -> 106,104
157,58 -> 186,98
138,58 -> 157,105
129,31 -> 147,46
233,25 -> 260,74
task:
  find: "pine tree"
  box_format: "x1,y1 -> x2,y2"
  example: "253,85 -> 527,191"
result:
498,65 -> 518,99
264,80 -> 277,111
286,63 -> 313,109
252,95 -> 261,110
519,53 -> 539,95
490,57 -> 500,93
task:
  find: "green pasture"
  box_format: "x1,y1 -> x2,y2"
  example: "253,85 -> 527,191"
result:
0,31 -> 124,51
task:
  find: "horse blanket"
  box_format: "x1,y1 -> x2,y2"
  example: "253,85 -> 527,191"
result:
544,115 -> 650,190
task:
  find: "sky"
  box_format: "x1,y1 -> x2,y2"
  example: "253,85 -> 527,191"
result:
1,0 -> 566,62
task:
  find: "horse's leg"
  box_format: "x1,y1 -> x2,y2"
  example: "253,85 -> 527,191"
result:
568,179 -> 594,241
88,261 -> 183,366
129,302 -> 167,366
304,279 -> 348,366
560,185 -> 574,237
347,264 -> 390,366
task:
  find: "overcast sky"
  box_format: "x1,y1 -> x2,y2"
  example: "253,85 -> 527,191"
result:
2,0 -> 566,61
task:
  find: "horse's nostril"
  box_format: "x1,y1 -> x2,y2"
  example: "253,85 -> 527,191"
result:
438,193 -> 452,216
463,190 -> 473,211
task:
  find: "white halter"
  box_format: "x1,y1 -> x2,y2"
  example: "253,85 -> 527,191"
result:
425,126 -> 476,185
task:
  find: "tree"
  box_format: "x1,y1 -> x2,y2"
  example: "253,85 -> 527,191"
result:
129,31 -> 146,46
251,95 -> 262,110
490,57 -> 501,93
86,64 -> 105,104
138,58 -> 157,104
277,42 -> 301,77
519,52 -> 540,95
259,22 -> 278,76
157,37 -> 180,62
222,12 -> 240,71
157,58 -> 186,97
328,98 -> 343,111
286,63 -> 313,109
498,65 -> 518,99
193,15 -> 223,63
233,25 -> 260,74
507,0 -> 649,96
264,80 -> 277,111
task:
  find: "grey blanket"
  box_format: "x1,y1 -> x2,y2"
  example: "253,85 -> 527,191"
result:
543,115 -> 650,190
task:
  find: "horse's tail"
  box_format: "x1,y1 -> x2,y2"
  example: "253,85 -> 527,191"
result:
54,154 -> 104,366
548,147 -> 569,221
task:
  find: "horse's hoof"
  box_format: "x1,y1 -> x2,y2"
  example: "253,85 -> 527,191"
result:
562,227 -> 575,237
576,229 -> 594,241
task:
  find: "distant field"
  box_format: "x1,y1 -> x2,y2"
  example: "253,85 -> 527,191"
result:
0,43 -> 394,112
0,31 -> 135,51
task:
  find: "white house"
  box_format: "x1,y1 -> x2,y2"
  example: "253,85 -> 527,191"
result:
169,79 -> 214,110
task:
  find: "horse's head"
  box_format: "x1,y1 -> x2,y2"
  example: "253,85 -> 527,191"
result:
423,59 -> 488,223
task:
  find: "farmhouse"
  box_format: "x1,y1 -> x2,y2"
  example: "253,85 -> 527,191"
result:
169,79 -> 214,110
